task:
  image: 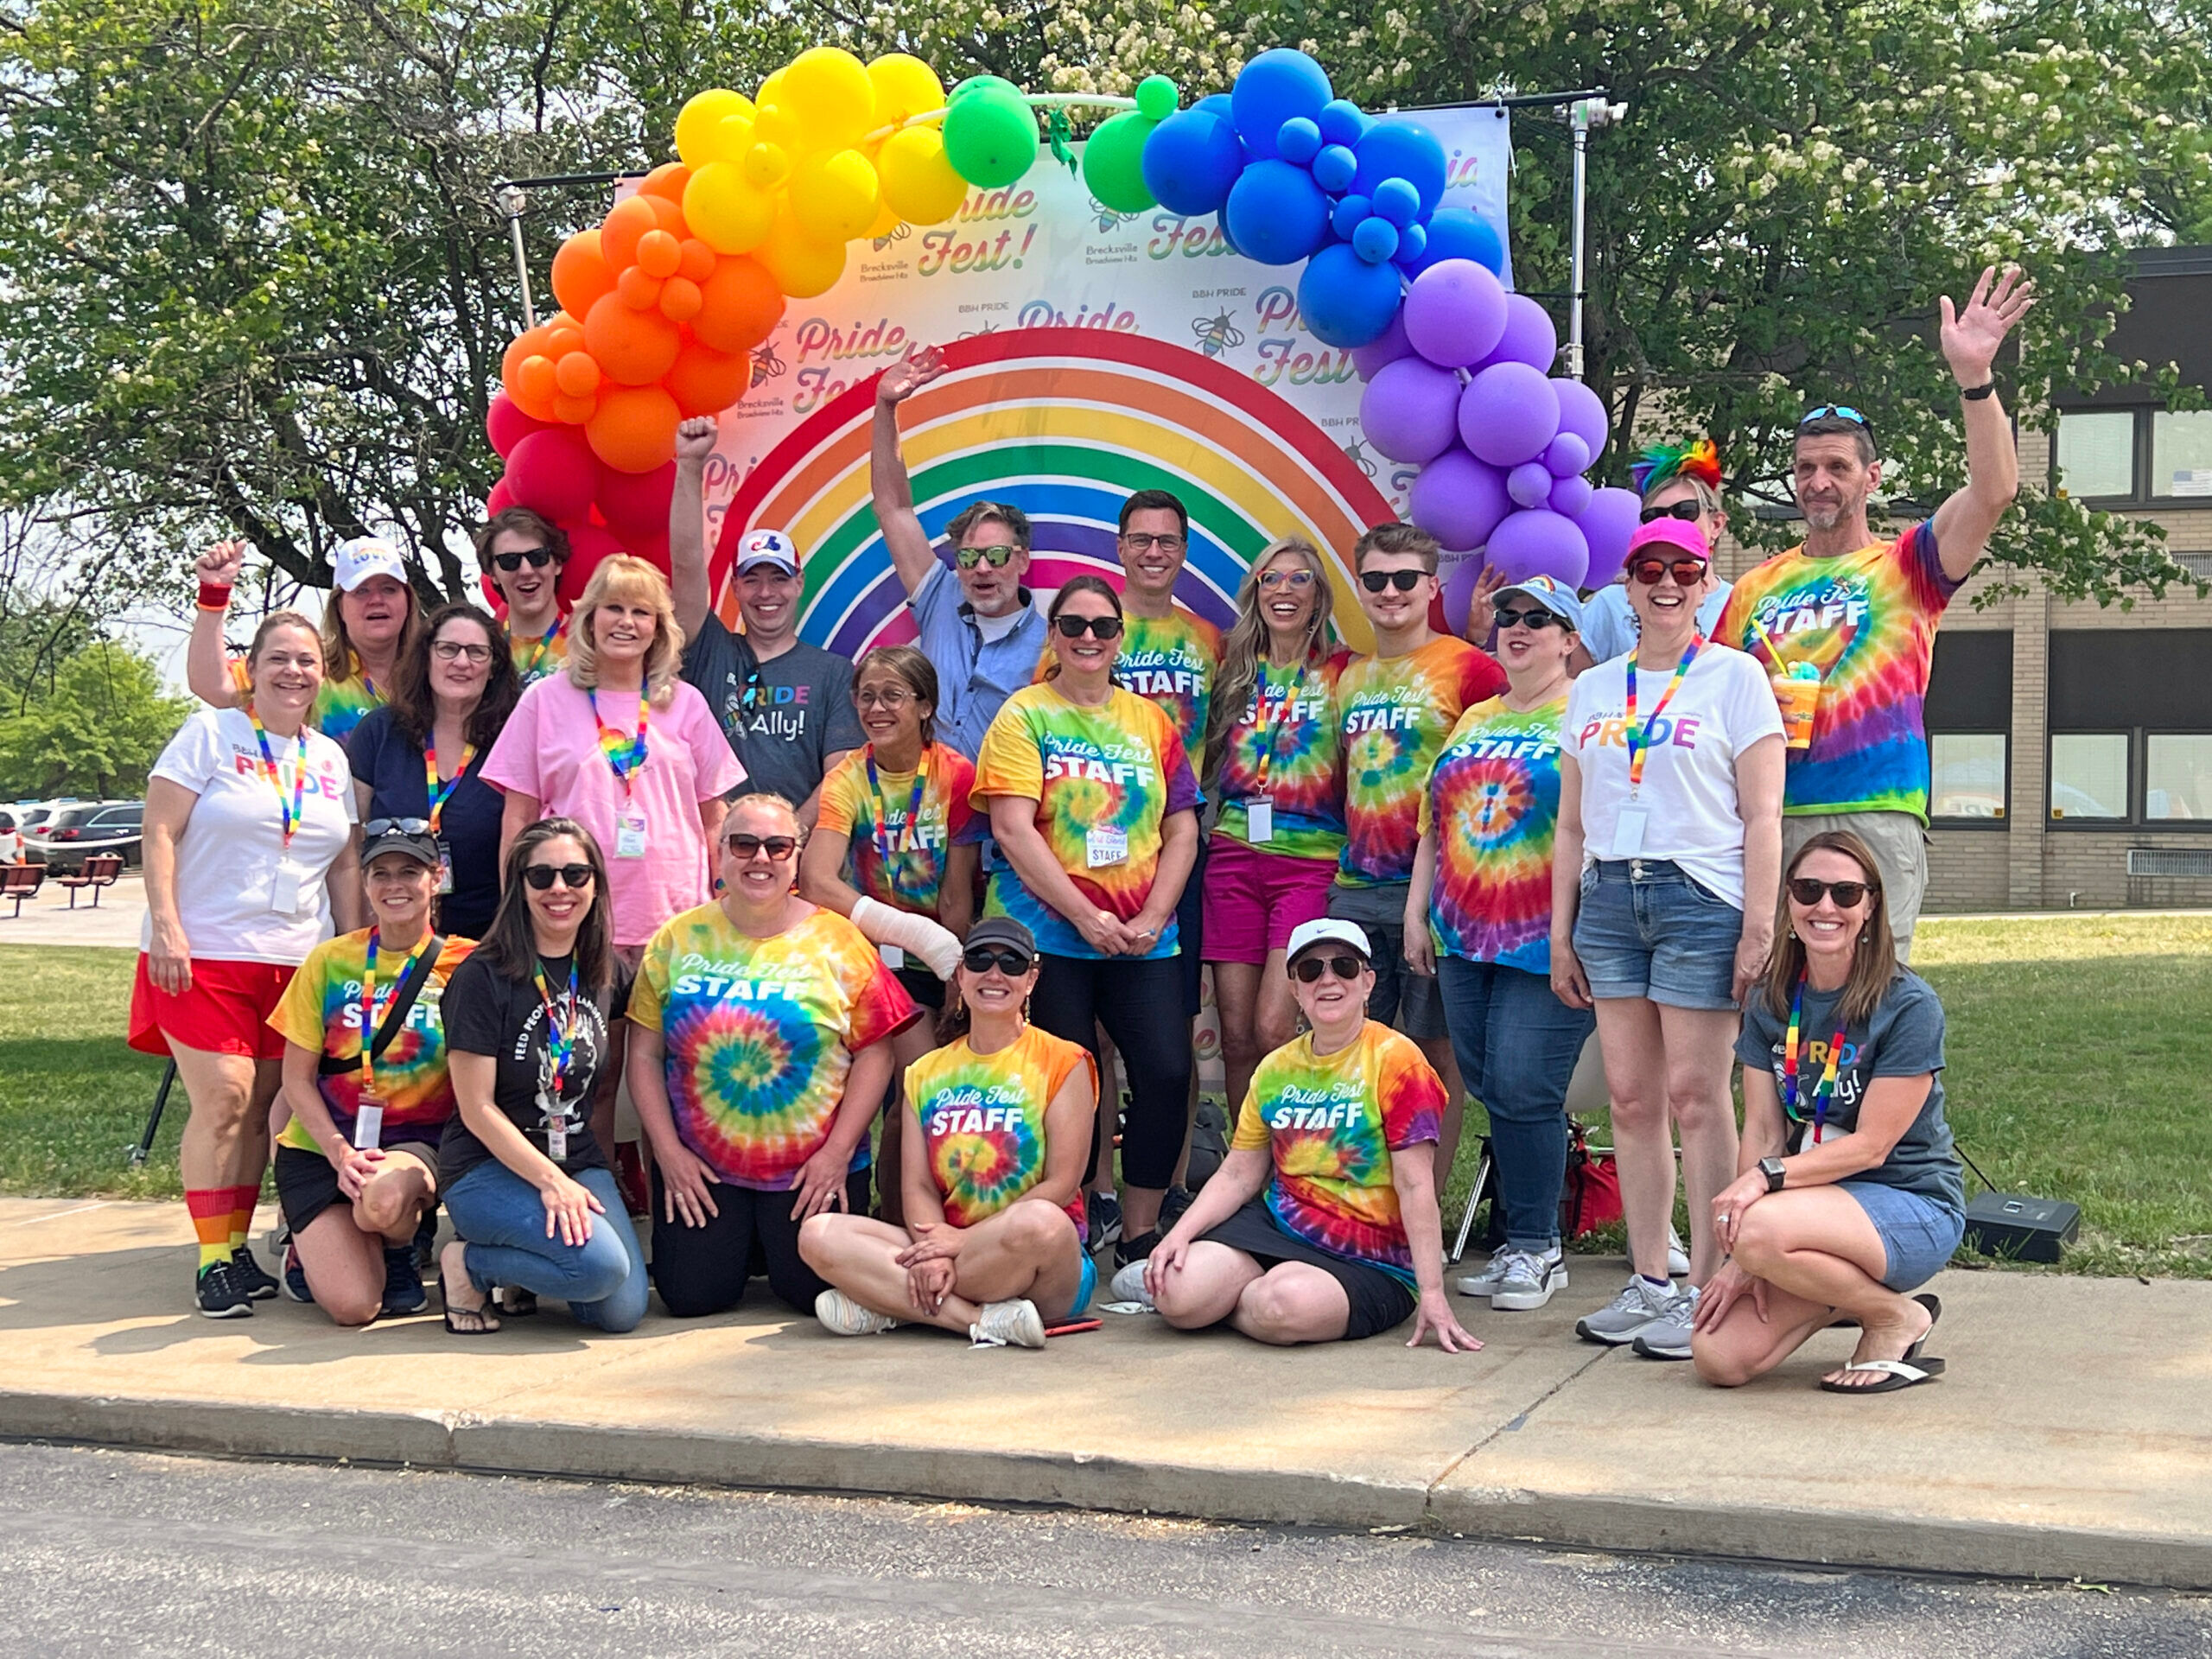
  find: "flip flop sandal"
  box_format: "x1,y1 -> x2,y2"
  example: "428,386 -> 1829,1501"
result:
439,1271 -> 502,1337
498,1287 -> 539,1318
1820,1357 -> 1945,1395
1904,1293 -> 1942,1363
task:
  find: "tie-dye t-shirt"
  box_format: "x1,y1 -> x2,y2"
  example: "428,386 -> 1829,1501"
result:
1336,637 -> 1507,887
970,683 -> 1201,961
268,929 -> 476,1152
906,1025 -> 1098,1236
1419,694 -> 1569,974
1230,1021 -> 1446,1287
313,674 -> 385,746
1716,523 -> 1958,822
508,617 -> 570,686
1213,651 -> 1350,862
630,903 -> 918,1190
816,743 -> 976,915
1117,610 -> 1222,758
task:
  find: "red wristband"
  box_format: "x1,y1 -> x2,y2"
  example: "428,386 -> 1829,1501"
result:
196,580 -> 234,612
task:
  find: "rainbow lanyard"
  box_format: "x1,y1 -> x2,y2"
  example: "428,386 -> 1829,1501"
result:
1249,664 -> 1309,797
1624,635 -> 1701,791
515,614 -> 568,681
590,689 -> 650,798
359,926 -> 424,1101
865,747 -> 931,866
1782,976 -> 1850,1142
422,738 -> 475,836
531,958 -> 581,1116
245,707 -> 308,849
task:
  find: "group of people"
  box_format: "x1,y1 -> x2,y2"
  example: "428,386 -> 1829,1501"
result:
124,267 -> 2030,1392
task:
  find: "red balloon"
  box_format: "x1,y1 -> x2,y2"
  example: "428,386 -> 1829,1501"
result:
556,522 -> 628,606
617,524 -> 672,575
596,460 -> 677,534
486,394 -> 550,460
486,476 -> 518,516
504,427 -> 598,524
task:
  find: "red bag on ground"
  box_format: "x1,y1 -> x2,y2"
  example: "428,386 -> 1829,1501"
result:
1560,1119 -> 1624,1239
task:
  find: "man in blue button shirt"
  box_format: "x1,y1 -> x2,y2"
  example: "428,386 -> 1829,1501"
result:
871,344 -> 1048,760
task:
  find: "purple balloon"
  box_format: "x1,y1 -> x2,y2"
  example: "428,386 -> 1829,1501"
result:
1484,294 -> 1559,372
1360,359 -> 1464,464
1507,459 -> 1554,509
1551,376 -> 1609,458
1576,486 -> 1643,588
1408,448 -> 1510,553
1440,554 -> 1488,636
1486,509 -> 1590,588
1544,431 -> 1592,478
1458,360 -> 1560,467
1402,259 -> 1508,369
1548,473 -> 1594,518
1351,309 -> 1414,381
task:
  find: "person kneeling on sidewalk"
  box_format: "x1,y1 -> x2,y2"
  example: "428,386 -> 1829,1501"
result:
800,918 -> 1097,1349
1139,921 -> 1480,1351
1691,830 -> 1964,1394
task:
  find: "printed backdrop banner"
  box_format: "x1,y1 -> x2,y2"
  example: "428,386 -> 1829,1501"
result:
694,105 -> 1514,657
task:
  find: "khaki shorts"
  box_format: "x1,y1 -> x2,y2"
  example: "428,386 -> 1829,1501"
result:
1782,811 -> 1928,960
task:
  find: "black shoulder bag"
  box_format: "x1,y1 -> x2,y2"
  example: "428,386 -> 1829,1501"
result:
318,937 -> 446,1077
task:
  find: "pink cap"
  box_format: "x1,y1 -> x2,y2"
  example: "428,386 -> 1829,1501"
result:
1624,517 -> 1712,563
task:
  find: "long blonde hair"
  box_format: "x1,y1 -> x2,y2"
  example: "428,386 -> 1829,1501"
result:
1202,537 -> 1337,798
565,555 -> 684,704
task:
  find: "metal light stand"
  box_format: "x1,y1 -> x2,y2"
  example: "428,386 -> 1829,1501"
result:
491,170 -> 633,329
1563,94 -> 1627,382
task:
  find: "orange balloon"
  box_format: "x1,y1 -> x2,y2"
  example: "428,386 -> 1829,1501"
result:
690,256 -> 785,354
501,323 -> 553,393
658,276 -> 703,323
553,391 -> 599,425
544,317 -> 586,359
677,238 -> 717,283
617,265 -> 665,309
639,162 -> 692,205
636,229 -> 682,278
550,231 -> 615,319
553,350 -> 602,397
512,353 -> 560,420
664,342 -> 749,417
600,196 -> 661,270
583,292 -> 681,385
587,385 -> 682,474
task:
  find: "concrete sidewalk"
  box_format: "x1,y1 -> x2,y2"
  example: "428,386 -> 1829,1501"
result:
2,1197 -> 2207,1588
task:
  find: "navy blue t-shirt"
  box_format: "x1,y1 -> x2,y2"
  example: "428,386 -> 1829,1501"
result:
346,704 -> 505,938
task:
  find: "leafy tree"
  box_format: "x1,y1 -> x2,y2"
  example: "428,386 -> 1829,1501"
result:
0,639 -> 191,798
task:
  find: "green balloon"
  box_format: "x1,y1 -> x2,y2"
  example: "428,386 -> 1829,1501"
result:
950,74 -> 1022,104
942,87 -> 1039,189
1135,74 -> 1179,122
1081,109 -> 1157,213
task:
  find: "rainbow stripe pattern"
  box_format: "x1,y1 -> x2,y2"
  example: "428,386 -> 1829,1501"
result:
816,743 -> 976,914
314,674 -> 384,746
1420,695 -> 1568,973
905,1026 -> 1097,1236
1213,650 -> 1350,862
1337,638 -> 1506,887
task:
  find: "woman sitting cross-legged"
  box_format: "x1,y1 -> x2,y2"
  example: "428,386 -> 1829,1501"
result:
798,917 -> 1098,1350
1141,919 -> 1481,1351
1691,830 -> 1964,1394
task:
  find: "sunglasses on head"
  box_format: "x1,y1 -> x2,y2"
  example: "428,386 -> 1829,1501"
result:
1638,500 -> 1704,525
1258,568 -> 1315,590
492,546 -> 556,572
954,543 -> 1018,569
1292,952 -> 1368,983
726,833 -> 798,861
1495,607 -> 1566,631
1797,404 -> 1873,435
364,817 -> 431,838
523,862 -> 594,890
1359,569 -> 1427,594
1628,556 -> 1710,587
1789,877 -> 1872,908
1054,613 -> 1124,640
962,946 -> 1033,976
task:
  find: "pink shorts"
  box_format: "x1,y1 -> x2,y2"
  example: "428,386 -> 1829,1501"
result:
128,956 -> 295,1060
1201,837 -> 1338,964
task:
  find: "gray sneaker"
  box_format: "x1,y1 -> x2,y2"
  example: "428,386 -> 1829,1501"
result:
1575,1276 -> 1681,1345
1491,1249 -> 1568,1311
1454,1244 -> 1514,1299
815,1288 -> 899,1337
969,1298 -> 1046,1349
1108,1259 -> 1155,1308
1630,1285 -> 1700,1360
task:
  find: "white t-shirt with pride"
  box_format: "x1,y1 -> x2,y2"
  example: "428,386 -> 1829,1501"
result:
1560,641 -> 1783,910
143,707 -> 357,964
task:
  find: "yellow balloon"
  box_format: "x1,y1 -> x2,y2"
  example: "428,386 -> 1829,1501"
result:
682,161 -> 774,254
757,204 -> 847,298
753,102 -> 798,150
757,67 -> 785,109
675,89 -> 753,168
715,111 -> 756,161
788,149 -> 880,243
867,53 -> 945,126
877,126 -> 969,226
865,199 -> 901,238
778,46 -> 875,152
741,141 -> 791,191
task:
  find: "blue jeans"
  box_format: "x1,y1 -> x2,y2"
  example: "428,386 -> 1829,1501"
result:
443,1161 -> 648,1333
1434,957 -> 1596,1253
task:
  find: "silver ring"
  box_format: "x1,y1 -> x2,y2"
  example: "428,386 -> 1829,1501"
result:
1719,1211 -> 1732,1226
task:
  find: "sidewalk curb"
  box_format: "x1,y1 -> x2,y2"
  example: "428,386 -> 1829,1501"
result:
5,1388 -> 2207,1590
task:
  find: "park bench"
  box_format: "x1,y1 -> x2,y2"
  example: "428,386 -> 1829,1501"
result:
2,863 -> 45,918
58,853 -> 124,908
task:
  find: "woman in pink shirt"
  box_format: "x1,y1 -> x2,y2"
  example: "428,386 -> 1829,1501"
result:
483,555 -> 744,962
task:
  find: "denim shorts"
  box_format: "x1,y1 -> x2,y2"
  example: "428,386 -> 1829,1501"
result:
1841,1180 -> 1965,1292
1571,859 -> 1742,1011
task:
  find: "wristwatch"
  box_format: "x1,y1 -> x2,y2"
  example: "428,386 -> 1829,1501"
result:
1961,380 -> 1997,401
1759,1156 -> 1787,1192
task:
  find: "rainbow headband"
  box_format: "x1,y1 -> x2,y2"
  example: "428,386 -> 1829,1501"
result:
1630,438 -> 1722,499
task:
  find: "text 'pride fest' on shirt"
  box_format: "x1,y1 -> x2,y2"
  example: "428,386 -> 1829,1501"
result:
905,1024 -> 1097,1238
1029,608 -> 1222,758
1213,650 -> 1350,863
816,742 -> 976,916
1336,637 -> 1507,887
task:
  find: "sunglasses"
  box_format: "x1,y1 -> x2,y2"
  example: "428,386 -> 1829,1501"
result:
1292,953 -> 1368,983
1054,613 -> 1124,640
523,862 -> 594,890
1495,607 -> 1566,631
1628,556 -> 1711,587
1798,404 -> 1873,435
1359,569 -> 1427,594
1788,877 -> 1872,908
364,817 -> 431,838
725,833 -> 798,861
954,543 -> 1018,569
491,546 -> 556,572
961,946 -> 1033,976
1638,500 -> 1704,525
1258,568 -> 1315,590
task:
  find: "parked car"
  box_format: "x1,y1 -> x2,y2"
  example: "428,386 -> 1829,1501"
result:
27,800 -> 143,872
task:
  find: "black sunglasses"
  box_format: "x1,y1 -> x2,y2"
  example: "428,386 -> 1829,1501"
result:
364,817 -> 431,837
1628,556 -> 1710,587
962,946 -> 1033,976
954,543 -> 1018,569
492,546 -> 556,571
1638,500 -> 1703,525
523,862 -> 594,890
1359,569 -> 1426,594
726,833 -> 798,861
1788,877 -> 1871,908
1495,607 -> 1566,631
1292,953 -> 1368,983
1054,613 -> 1124,640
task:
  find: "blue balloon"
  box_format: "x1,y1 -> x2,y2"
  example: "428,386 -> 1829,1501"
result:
1216,207 -> 1243,257
1330,193 -> 1372,240
1276,117 -> 1322,165
1370,177 -> 1421,228
1353,120 -> 1447,216
1141,107 -> 1246,217
1351,215 -> 1400,264
1231,48 -> 1332,161
1195,92 -> 1234,118
1224,159 -> 1331,265
1317,99 -> 1370,148
1311,143 -> 1357,194
1299,243 -> 1405,348
1404,207 -> 1506,278
1393,220 -> 1428,267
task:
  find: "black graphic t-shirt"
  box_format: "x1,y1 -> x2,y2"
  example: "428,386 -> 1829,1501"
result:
681,614 -> 863,810
439,950 -> 632,1182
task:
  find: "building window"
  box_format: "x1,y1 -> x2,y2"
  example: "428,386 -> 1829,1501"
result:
2147,734 -> 2212,822
2152,410 -> 2212,500
1930,734 -> 2008,819
2055,409 -> 2136,499
2050,734 -> 2130,820
1925,631 -> 2012,823
2052,407 -> 2212,505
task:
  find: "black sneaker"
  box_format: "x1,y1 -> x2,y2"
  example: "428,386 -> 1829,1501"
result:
282,1243 -> 315,1304
1159,1185 -> 1197,1229
412,1209 -> 439,1274
194,1259 -> 254,1319
231,1244 -> 279,1301
381,1244 -> 428,1316
1114,1228 -> 1162,1271
1085,1191 -> 1123,1249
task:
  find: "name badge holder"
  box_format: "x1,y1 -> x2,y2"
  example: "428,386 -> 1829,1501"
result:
614,812 -> 648,859
592,690 -> 652,859
353,1098 -> 385,1151
1085,824 -> 1129,869
540,1090 -> 570,1162
1246,799 -> 1274,842
270,861 -> 306,915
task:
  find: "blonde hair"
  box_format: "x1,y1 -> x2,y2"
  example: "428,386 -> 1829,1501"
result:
566,555 -> 684,704
246,611 -> 325,687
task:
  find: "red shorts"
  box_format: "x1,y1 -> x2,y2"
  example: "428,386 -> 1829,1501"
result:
128,956 -> 296,1061
1200,837 -> 1339,964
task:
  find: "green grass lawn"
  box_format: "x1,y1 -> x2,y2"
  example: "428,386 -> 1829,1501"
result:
5,917 -> 2209,1275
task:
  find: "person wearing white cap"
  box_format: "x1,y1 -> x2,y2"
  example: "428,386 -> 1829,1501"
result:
1136,918 -> 1480,1351
188,535 -> 423,745
671,417 -> 863,828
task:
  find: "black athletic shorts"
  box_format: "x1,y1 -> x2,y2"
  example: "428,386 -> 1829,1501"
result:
1198,1198 -> 1417,1340
651,1166 -> 872,1318
274,1141 -> 440,1235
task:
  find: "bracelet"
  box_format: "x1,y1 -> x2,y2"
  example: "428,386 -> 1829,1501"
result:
195,580 -> 234,612
1960,381 -> 1997,402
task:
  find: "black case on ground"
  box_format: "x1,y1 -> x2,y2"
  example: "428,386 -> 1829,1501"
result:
1962,1192 -> 2081,1263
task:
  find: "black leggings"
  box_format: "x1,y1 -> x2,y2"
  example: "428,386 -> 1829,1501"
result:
651,1166 -> 871,1318
1029,950 -> 1192,1191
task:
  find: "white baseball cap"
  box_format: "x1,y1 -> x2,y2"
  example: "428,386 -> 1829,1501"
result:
735,528 -> 800,575
1285,918 -> 1373,964
333,537 -> 407,592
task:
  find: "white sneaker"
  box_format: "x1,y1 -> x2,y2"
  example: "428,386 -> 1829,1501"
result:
1454,1243 -> 1514,1299
1667,1228 -> 1691,1278
815,1288 -> 899,1337
969,1298 -> 1046,1349
1108,1259 -> 1155,1307
1574,1276 -> 1682,1345
1490,1249 -> 1568,1311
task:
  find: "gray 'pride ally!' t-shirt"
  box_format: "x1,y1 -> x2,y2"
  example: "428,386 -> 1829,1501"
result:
683,613 -> 863,810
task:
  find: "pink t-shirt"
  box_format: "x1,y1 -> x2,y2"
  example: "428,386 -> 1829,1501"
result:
482,673 -> 747,947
